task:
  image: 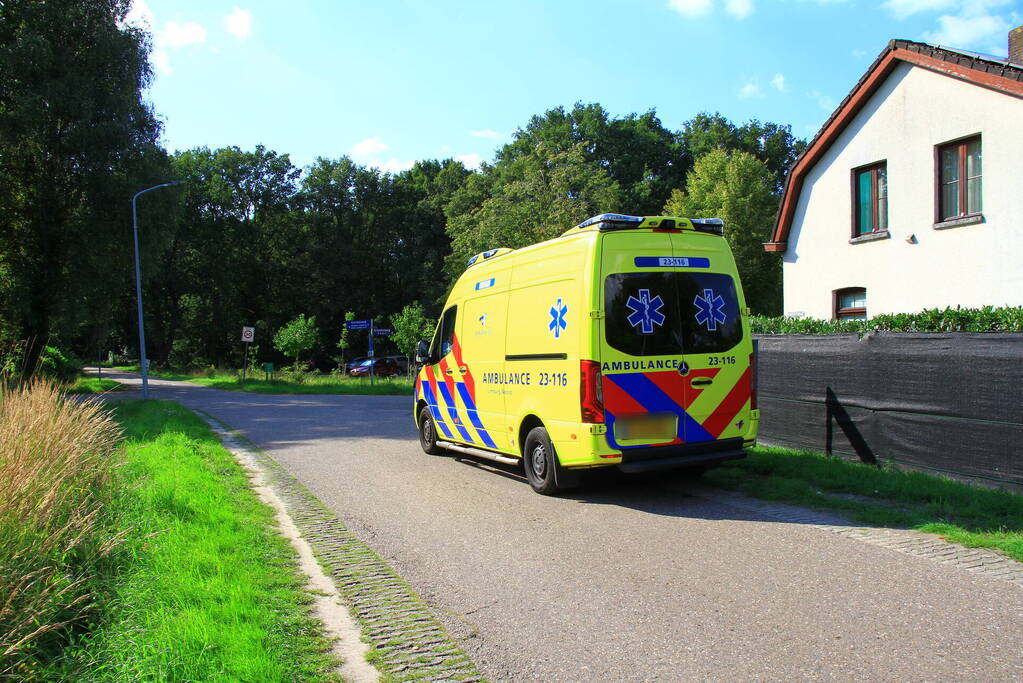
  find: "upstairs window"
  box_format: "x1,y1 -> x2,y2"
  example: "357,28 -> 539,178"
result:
834,288 -> 867,321
937,136 -> 982,221
852,162 -> 888,237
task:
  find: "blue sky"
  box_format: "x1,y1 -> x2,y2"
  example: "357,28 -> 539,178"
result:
127,0 -> 1022,173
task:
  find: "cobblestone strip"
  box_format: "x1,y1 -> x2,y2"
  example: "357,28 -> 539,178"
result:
699,489 -> 1023,587
198,413 -> 485,683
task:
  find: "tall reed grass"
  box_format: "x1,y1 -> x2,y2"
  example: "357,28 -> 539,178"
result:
0,381 -> 121,678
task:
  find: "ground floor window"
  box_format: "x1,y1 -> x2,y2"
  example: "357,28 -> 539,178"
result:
834,287 -> 867,320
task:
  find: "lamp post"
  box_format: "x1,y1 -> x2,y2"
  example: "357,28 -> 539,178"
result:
131,181 -> 181,399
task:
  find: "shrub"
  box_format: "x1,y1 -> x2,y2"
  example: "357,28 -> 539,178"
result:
37,346 -> 80,382
0,382 -> 122,676
750,305 -> 1023,335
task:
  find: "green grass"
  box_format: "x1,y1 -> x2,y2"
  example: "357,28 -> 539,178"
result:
112,366 -> 413,395
65,376 -> 126,394
706,446 -> 1023,562
51,400 -> 341,682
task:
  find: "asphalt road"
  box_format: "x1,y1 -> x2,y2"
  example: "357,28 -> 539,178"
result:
97,372 -> 1023,682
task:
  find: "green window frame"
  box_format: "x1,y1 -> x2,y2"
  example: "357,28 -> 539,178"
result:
852,162 -> 888,237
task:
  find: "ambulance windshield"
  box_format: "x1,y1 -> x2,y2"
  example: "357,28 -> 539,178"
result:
604,272 -> 742,356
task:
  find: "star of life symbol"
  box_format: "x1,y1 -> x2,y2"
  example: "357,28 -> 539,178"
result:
694,288 -> 727,332
625,289 -> 666,334
548,298 -> 568,338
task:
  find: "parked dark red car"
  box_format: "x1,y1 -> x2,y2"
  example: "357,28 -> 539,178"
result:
348,358 -> 400,378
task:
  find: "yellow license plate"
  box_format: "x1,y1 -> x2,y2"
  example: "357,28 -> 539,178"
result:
615,413 -> 677,441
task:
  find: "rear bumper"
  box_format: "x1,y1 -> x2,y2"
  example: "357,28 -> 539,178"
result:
615,437 -> 746,474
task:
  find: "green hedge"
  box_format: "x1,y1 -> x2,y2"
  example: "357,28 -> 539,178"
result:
750,306 -> 1023,335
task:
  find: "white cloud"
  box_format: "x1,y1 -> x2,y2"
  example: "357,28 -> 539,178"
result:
348,138 -> 414,173
158,21 -> 207,48
377,158 -> 415,174
456,153 -> 483,169
880,0 -> 1014,51
881,0 -> 956,20
921,1 -> 1013,49
851,48 -> 871,58
123,0 -> 154,29
470,129 -> 504,140
809,89 -> 835,111
152,49 -> 172,75
350,136 -> 390,158
668,0 -> 712,17
725,0 -> 754,18
770,73 -> 785,91
738,81 -> 763,99
225,6 -> 252,40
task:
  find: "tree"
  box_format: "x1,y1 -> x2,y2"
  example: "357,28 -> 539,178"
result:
336,312 -> 356,365
0,0 -> 165,369
680,112 -> 806,193
498,103 -> 683,215
444,142 -> 621,278
273,314 -> 318,366
664,149 -> 782,315
390,303 -> 436,357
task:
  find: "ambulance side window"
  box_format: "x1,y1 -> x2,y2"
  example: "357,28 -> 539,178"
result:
430,306 -> 458,360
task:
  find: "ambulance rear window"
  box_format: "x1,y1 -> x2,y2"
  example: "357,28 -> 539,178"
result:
604,272 -> 742,356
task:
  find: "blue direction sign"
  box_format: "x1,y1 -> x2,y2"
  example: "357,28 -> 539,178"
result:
372,328 -> 392,336
345,319 -> 372,330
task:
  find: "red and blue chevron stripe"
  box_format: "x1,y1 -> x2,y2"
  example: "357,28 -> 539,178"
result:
602,367 -> 749,450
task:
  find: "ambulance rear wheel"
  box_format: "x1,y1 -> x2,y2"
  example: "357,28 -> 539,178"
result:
524,426 -> 560,495
418,406 -> 444,455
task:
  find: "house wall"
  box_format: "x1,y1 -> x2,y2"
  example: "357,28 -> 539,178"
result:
782,62 -> 1023,319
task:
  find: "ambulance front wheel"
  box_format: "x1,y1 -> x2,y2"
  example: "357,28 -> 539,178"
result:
418,406 -> 444,455
523,426 -> 560,495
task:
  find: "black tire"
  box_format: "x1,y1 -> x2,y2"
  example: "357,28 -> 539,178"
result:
418,406 -> 444,455
523,426 -> 560,495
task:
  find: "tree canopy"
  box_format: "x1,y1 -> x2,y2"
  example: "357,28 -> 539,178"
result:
0,0 -> 166,369
1,35 -> 805,374
664,149 -> 782,315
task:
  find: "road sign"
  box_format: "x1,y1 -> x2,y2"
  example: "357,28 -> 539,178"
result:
241,326 -> 255,342
346,319 -> 372,330
372,328 -> 392,336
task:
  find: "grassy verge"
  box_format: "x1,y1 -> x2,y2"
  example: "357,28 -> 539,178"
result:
65,377 -> 125,394
111,366 -> 413,395
50,400 -> 340,681
706,446 -> 1023,562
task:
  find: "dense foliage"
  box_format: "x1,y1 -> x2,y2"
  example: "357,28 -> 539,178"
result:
750,306 -> 1023,335
1,3 -> 805,372
0,0 -> 167,371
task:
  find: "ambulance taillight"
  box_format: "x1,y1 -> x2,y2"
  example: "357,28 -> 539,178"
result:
750,345 -> 759,411
580,360 -> 604,423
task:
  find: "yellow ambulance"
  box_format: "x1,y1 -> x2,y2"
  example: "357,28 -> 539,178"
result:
413,213 -> 758,494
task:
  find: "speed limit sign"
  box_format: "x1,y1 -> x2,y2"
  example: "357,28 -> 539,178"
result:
241,326 -> 255,343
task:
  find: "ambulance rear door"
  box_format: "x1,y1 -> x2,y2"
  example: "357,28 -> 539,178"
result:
667,233 -> 752,445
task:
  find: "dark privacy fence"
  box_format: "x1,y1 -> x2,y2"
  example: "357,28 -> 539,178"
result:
754,333 -> 1023,487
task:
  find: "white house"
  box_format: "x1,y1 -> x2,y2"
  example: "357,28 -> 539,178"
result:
765,30 -> 1023,320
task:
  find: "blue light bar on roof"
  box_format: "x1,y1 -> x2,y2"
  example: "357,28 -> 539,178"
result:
577,213 -> 644,229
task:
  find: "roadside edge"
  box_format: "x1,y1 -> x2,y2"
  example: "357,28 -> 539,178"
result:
196,411 -> 485,683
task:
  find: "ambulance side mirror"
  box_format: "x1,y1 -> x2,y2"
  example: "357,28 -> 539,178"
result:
415,339 -> 431,365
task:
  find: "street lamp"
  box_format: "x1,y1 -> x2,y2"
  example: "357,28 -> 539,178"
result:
131,181 -> 182,399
